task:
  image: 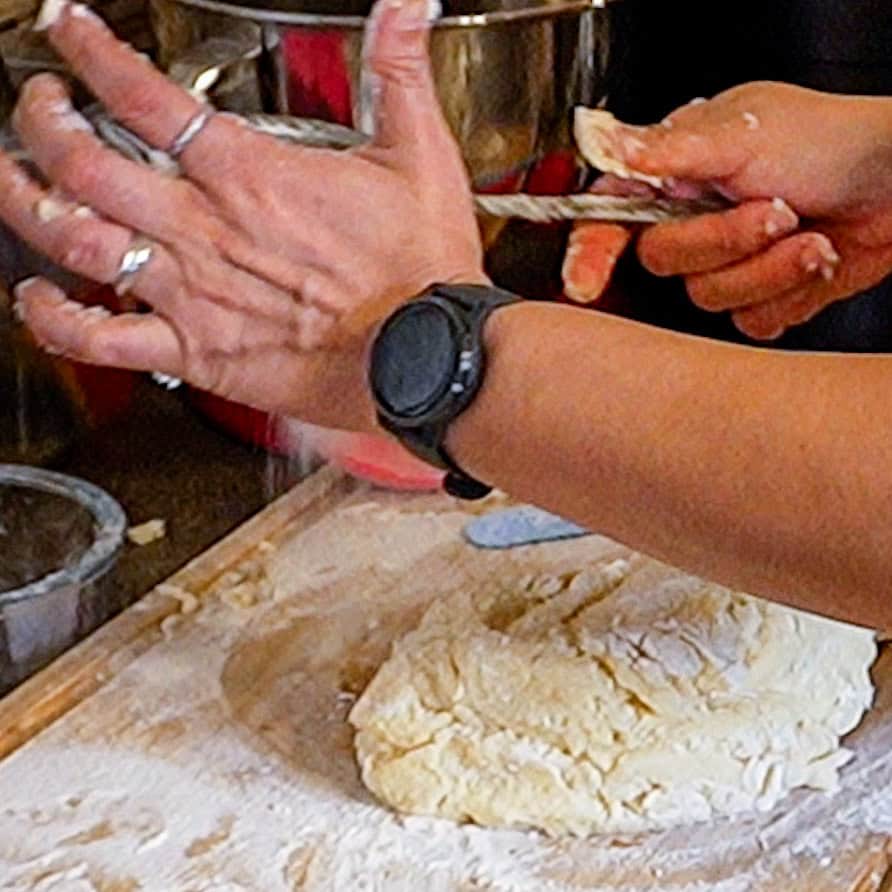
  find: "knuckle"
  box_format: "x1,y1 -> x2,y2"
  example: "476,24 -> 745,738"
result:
56,144 -> 104,196
300,271 -> 331,310
55,228 -> 109,275
182,347 -> 213,387
114,86 -> 166,131
685,275 -> 721,310
371,54 -> 428,87
637,233 -> 674,276
190,354 -> 230,397
206,219 -> 246,263
716,214 -> 745,252
16,73 -> 54,111
81,327 -> 119,365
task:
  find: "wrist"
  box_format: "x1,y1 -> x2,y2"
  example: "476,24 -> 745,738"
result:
442,299 -> 530,479
365,282 -> 522,497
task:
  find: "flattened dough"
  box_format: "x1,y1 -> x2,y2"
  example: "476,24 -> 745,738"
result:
574,107 -> 664,188
349,557 -> 876,837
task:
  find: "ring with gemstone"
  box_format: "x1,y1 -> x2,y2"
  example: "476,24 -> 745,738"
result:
113,236 -> 154,295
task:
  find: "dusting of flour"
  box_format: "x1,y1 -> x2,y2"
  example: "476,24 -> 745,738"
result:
0,490 -> 889,891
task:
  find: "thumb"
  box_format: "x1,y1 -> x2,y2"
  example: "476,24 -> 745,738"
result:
361,0 -> 445,150
576,108 -> 749,185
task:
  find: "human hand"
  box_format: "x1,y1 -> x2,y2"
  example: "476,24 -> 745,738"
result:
563,83 -> 892,339
6,0 -> 485,430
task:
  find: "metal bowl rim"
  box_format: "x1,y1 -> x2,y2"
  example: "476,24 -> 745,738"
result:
0,464 -> 127,606
164,0 -> 606,28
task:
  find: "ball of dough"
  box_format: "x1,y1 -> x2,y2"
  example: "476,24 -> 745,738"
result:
349,557 -> 876,837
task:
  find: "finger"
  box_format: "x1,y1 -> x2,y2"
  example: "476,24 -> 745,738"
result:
0,147 -> 135,279
37,1 -> 197,149
684,232 -> 840,313
638,198 -> 799,277
608,110 -> 750,184
15,81 -> 306,329
362,0 -> 450,153
13,276 -> 182,372
36,0 -> 250,179
14,74 -> 197,241
731,286 -> 840,341
13,270 -> 324,382
0,143 -> 205,317
732,238 -> 892,340
562,223 -> 633,304
0,147 -> 310,337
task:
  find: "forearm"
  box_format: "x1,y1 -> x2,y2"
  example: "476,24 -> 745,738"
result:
448,301 -> 892,628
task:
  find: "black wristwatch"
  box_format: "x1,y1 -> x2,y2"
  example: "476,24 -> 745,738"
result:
368,283 -> 521,500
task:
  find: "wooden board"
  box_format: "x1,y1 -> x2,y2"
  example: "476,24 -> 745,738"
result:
0,466 -> 891,891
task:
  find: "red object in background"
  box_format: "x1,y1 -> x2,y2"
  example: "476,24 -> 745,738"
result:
281,30 -> 354,125
61,283 -> 136,425
525,149 -> 580,196
190,389 -> 445,491
188,389 -> 283,452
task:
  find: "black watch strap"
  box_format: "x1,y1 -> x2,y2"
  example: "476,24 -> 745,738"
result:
372,283 -> 521,500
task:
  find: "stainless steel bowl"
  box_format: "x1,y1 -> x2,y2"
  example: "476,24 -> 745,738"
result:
0,465 -> 127,695
150,0 -> 612,233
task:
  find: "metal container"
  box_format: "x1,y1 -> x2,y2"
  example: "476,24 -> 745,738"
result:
149,0 -> 611,207
0,465 -> 127,695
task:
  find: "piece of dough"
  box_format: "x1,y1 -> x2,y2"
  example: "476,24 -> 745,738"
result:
349,557 -> 876,837
574,107 -> 664,188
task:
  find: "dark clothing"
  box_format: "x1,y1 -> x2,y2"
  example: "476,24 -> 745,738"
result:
606,0 -> 892,352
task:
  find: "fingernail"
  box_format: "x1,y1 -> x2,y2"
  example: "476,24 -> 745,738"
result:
818,241 -> 840,266
50,104 -> 94,134
69,3 -> 102,23
33,0 -> 68,31
83,304 -> 112,320
764,198 -> 797,237
13,276 -> 41,301
387,0 -> 430,30
34,196 -> 68,223
803,235 -> 840,279
802,238 -> 839,278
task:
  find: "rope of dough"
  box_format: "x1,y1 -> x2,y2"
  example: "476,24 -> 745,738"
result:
81,110 -> 730,223
473,193 -> 728,223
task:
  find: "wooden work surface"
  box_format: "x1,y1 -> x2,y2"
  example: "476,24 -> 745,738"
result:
1,466 -> 891,891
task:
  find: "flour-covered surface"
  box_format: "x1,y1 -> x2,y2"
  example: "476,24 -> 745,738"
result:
0,478 -> 891,891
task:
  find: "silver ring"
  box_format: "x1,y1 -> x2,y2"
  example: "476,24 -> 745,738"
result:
167,107 -> 214,160
114,236 -> 154,295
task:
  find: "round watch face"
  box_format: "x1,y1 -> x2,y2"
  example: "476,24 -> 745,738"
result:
371,302 -> 459,418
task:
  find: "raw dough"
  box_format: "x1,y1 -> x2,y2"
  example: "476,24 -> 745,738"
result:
349,556 -> 877,837
574,107 -> 665,188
